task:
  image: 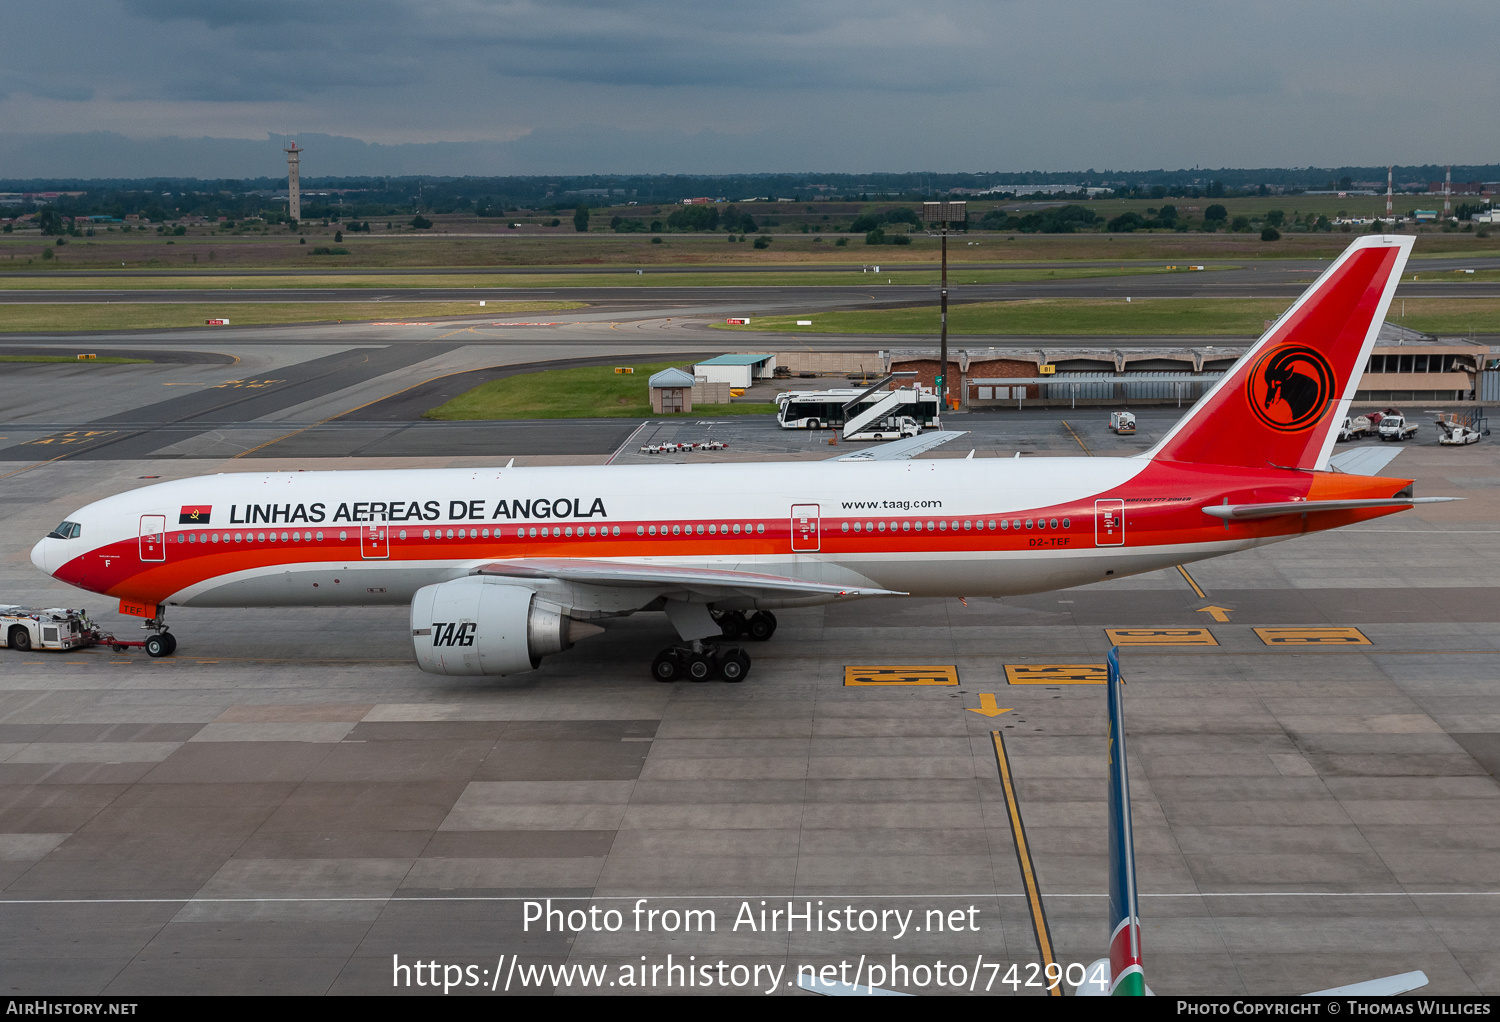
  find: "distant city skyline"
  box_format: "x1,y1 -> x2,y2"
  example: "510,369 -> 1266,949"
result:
2,1 -> 1496,178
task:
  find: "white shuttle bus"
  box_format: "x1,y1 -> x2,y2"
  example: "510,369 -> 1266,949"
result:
776,388 -> 940,430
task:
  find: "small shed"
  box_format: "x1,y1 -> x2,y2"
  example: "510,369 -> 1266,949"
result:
649,367 -> 697,414
694,353 -> 777,389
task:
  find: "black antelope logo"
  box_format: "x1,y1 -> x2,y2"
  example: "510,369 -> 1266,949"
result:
1246,345 -> 1335,432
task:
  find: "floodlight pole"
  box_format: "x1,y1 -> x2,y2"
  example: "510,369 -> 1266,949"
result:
940,217 -> 949,417
922,201 -> 965,422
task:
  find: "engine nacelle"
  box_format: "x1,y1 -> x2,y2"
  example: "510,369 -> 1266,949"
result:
411,577 -> 577,676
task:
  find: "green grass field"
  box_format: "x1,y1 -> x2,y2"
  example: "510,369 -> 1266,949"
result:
0,265 -> 1203,291
425,361 -> 778,420
0,301 -> 583,333
1,218 -> 1490,272
718,297 -> 1500,337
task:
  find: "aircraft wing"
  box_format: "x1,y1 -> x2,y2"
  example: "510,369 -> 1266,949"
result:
1306,971 -> 1430,996
1327,446 -> 1406,476
472,558 -> 903,598
797,976 -> 911,997
825,431 -> 966,462
1202,497 -> 1457,521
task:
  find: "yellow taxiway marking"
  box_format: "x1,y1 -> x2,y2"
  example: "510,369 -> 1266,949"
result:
990,731 -> 1061,995
1060,420 -> 1092,456
1177,564 -> 1207,598
1005,664 -> 1107,685
1197,605 -> 1233,623
967,694 -> 1014,716
1106,627 -> 1219,646
21,429 -> 118,447
1254,626 -> 1372,646
844,665 -> 958,686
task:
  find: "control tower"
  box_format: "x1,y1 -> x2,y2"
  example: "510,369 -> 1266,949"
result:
284,141 -> 302,222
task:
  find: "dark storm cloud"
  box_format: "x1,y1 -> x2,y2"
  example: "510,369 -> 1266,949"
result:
2,1 -> 1498,175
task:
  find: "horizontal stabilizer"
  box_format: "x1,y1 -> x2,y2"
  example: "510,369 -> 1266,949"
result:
1327,446 -> 1406,476
1203,497 -> 1457,521
474,558 -> 903,598
826,430 -> 966,461
1306,970 -> 1429,996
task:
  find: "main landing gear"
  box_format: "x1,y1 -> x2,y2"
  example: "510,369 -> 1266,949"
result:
649,611 -> 777,683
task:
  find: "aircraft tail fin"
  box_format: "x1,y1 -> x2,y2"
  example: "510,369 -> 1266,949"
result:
1106,646 -> 1146,996
1144,235 -> 1414,471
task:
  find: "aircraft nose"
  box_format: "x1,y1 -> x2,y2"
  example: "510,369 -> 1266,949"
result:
31,537 -> 51,575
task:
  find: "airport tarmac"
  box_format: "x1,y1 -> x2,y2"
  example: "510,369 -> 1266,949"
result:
0,328 -> 1266,465
2,392 -> 1499,994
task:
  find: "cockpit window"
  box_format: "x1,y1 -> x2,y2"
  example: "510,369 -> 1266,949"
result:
47,521 -> 82,540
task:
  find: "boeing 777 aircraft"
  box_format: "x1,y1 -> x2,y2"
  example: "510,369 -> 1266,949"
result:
28,235 -> 1439,682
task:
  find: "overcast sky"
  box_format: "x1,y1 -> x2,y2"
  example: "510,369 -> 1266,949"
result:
2,1 -> 1497,178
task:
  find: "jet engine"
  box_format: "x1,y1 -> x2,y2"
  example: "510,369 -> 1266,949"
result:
411,577 -> 596,676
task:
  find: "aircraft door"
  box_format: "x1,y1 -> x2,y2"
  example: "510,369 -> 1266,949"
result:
790,504 -> 820,552
361,525 -> 389,559
139,515 -> 166,562
1095,499 -> 1125,546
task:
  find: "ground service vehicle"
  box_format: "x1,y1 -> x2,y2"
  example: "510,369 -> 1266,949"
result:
776,387 -> 939,430
844,415 -> 920,442
1378,414 -> 1419,441
1109,411 -> 1136,435
1434,414 -> 1483,446
1,607 -> 94,652
31,237 -> 1448,684
1,605 -> 177,657
1337,415 -> 1372,441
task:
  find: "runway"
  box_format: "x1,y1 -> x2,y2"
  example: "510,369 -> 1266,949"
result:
7,277 -> 1500,306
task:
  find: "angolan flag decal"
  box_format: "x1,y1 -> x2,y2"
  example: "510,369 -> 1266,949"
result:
178,505 -> 212,525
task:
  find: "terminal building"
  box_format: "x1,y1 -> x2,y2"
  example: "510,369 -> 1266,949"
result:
858,324 -> 1491,409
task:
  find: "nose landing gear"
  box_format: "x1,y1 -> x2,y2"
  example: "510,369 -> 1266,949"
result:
100,611 -> 177,657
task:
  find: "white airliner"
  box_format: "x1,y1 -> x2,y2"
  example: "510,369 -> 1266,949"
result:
28,235 -> 1441,681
